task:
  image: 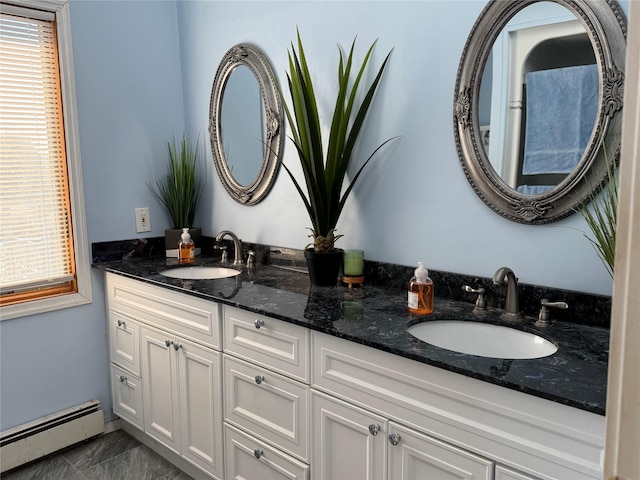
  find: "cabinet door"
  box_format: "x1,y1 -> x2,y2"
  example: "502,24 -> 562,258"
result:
141,325 -> 180,453
312,391 -> 386,480
225,423 -> 309,480
388,422 -> 493,480
177,337 -> 224,479
109,312 -> 140,375
110,364 -> 143,430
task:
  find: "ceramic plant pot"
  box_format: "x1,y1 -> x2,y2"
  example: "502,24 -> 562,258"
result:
304,248 -> 343,286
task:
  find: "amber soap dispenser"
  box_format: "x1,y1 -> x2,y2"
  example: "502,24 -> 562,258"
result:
178,228 -> 195,264
408,261 -> 434,314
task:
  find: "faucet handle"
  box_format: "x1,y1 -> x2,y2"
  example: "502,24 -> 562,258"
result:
247,250 -> 255,267
462,285 -> 487,313
215,244 -> 228,263
536,299 -> 568,326
462,285 -> 484,294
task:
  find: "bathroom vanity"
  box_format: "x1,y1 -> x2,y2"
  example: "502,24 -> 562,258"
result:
97,256 -> 608,480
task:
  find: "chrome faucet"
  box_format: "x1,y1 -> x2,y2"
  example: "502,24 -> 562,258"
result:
492,267 -> 523,320
215,230 -> 243,265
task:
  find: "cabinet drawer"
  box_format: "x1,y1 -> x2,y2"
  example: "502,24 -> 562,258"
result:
223,305 -> 309,382
106,273 -> 221,349
110,364 -> 143,431
109,312 -> 140,375
224,423 -> 309,480
224,355 -> 309,462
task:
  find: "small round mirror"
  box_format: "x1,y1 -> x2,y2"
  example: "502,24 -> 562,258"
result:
454,0 -> 626,223
210,44 -> 284,205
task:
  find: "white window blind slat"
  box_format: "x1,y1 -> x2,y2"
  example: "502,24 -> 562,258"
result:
0,9 -> 76,296
0,4 -> 55,22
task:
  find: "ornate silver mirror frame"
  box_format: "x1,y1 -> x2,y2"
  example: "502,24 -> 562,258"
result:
209,44 -> 284,205
454,0 -> 626,224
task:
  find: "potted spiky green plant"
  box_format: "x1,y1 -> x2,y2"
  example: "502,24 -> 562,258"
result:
282,30 -> 393,285
149,133 -> 205,257
578,147 -> 618,278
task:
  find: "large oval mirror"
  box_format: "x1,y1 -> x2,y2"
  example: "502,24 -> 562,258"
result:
209,44 -> 284,205
454,0 -> 626,223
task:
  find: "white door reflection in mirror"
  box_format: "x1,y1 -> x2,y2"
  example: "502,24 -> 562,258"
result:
479,2 -> 597,195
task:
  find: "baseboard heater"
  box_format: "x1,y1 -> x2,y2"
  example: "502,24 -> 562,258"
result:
0,400 -> 104,473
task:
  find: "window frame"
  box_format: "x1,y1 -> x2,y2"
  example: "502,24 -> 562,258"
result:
0,0 -> 91,320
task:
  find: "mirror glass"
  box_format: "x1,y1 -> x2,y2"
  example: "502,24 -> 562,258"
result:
221,65 -> 265,187
210,44 -> 284,205
454,0 -> 626,224
478,2 -> 597,196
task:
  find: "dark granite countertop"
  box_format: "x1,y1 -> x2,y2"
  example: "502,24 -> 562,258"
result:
94,256 -> 609,416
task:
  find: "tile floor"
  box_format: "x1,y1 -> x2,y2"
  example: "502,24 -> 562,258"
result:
2,429 -> 194,480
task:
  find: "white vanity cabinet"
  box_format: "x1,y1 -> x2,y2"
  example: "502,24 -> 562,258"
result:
312,331 -> 605,480
105,274 -> 224,480
222,305 -> 310,479
104,273 -> 605,480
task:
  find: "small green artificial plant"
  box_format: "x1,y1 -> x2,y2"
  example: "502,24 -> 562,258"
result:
578,145 -> 618,278
149,133 -> 204,229
281,30 -> 393,253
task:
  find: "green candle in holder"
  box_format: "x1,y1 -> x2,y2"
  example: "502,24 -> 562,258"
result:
343,250 -> 365,287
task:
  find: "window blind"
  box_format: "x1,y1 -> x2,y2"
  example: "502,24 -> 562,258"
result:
0,8 -> 76,302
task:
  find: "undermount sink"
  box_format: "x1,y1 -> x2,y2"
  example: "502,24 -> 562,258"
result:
407,320 -> 557,359
159,266 -> 241,280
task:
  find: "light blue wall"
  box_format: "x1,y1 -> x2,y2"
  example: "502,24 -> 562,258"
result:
74,1 -> 187,239
0,0 -> 185,431
0,0 -> 627,432
179,0 -> 626,296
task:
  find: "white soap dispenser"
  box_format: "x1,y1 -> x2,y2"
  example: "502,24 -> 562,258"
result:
178,228 -> 195,264
408,261 -> 434,314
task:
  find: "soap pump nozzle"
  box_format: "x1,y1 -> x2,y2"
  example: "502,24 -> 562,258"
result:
414,262 -> 428,282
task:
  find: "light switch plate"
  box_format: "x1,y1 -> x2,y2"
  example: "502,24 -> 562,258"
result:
135,207 -> 151,233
